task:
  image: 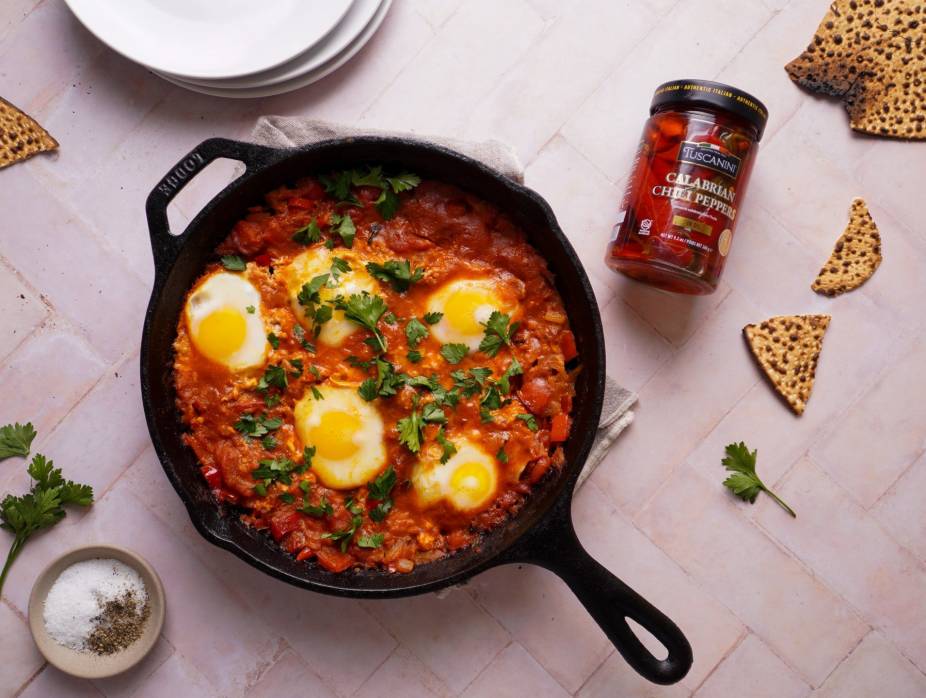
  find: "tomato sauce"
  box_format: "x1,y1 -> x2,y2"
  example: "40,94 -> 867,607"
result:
173,173 -> 577,573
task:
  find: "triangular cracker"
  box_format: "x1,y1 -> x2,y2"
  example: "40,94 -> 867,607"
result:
0,96 -> 58,170
785,0 -> 926,140
743,315 -> 831,416
812,198 -> 882,296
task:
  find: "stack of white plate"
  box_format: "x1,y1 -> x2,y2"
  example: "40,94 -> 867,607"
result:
62,0 -> 392,98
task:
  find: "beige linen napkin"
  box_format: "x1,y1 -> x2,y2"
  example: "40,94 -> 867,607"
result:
249,116 -> 636,487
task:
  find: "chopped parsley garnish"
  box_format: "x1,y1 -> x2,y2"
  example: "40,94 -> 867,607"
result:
329,212 -> 356,248
234,413 -> 283,439
330,256 -> 351,279
358,378 -> 378,402
267,332 -> 280,349
423,311 -> 443,325
300,446 -> 316,473
323,499 -> 363,551
310,386 -> 324,400
246,305 -> 256,314
220,255 -> 246,271
357,533 -> 385,549
496,358 -> 523,394
292,219 -> 322,244
258,364 -> 288,392
496,448 -> 508,464
451,368 -> 490,397
436,428 -> 457,464
288,358 -> 304,378
405,318 -> 429,349
319,166 -> 421,220
397,404 -> 424,453
516,413 -> 539,431
421,402 -> 446,424
366,260 -> 425,292
252,457 -> 295,492
336,292 -> 389,353
299,496 -> 333,518
479,311 -> 519,357
279,492 -> 295,504
440,343 -> 469,364
383,312 -> 398,325
0,422 -> 36,461
407,350 -> 422,363
369,465 -> 397,522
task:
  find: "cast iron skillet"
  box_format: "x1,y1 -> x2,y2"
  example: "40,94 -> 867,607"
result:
141,136 -> 692,685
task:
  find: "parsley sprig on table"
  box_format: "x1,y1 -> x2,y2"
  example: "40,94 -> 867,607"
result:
722,442 -> 796,518
0,423 -> 36,461
0,424 -> 93,596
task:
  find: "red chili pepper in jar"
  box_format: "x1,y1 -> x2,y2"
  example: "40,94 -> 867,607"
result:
605,79 -> 768,295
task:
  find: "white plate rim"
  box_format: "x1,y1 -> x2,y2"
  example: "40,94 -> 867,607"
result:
62,0 -> 354,80
166,0 -> 383,89
155,0 -> 391,99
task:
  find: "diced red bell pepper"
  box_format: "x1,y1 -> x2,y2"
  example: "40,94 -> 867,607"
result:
561,330 -> 578,362
200,465 -> 222,489
550,413 -> 570,442
288,197 -> 314,210
270,512 -> 301,541
295,547 -> 315,562
317,547 -> 353,573
254,253 -> 273,267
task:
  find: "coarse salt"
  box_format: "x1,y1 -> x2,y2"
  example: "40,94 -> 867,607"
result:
43,558 -> 148,652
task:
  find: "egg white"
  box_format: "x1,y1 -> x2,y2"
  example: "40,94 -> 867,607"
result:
184,271 -> 268,371
293,385 -> 387,490
426,278 -> 516,352
411,439 -> 499,512
280,248 -> 379,347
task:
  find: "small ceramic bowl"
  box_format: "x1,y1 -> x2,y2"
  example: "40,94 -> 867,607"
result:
28,544 -> 166,679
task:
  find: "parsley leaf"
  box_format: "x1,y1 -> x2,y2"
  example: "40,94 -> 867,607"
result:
479,311 -> 519,357
496,358 -> 523,395
451,368 -> 490,397
330,212 -> 356,248
298,496 -> 333,518
357,533 -> 385,549
293,325 -> 316,352
258,365 -> 288,392
368,465 -> 396,501
358,378 -> 378,402
292,219 -> 322,244
386,173 -> 422,193
722,442 -> 796,518
516,413 -> 539,431
407,350 -> 422,363
0,423 -> 36,461
336,292 -> 389,353
397,408 -> 424,454
405,318 -> 429,349
252,457 -> 295,487
496,447 -> 508,464
330,256 -> 351,279
234,413 -> 282,439
267,332 -> 280,350
323,500 -> 364,552
375,187 -> 400,219
1,450 -> 93,595
220,255 -> 246,271
421,402 -> 446,424
423,311 -> 443,325
436,428 -> 457,464
320,170 -> 355,200
246,305 -> 256,314
366,260 -> 425,292
440,343 -> 469,364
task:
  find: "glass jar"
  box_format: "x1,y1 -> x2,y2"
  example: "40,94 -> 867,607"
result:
605,79 -> 768,295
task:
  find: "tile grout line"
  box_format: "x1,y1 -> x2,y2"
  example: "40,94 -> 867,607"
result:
688,627 -> 750,695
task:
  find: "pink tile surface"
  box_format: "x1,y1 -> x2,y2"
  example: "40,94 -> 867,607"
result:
2,1 -> 924,695
693,634 -> 809,698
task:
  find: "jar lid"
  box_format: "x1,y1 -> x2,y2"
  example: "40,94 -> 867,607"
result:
650,79 -> 769,141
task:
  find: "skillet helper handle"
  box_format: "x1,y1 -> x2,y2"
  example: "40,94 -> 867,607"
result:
517,512 -> 692,685
145,137 -> 274,272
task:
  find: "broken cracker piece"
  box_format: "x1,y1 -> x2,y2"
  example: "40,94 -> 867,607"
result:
812,198 -> 882,297
743,315 -> 831,416
0,96 -> 58,170
785,0 -> 926,140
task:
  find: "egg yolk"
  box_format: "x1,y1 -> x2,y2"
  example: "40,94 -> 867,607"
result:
309,410 -> 362,461
194,307 -> 247,362
450,461 -> 493,506
445,288 -> 493,335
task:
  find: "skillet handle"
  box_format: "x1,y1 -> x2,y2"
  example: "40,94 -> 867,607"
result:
144,137 -> 277,273
505,501 -> 692,685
